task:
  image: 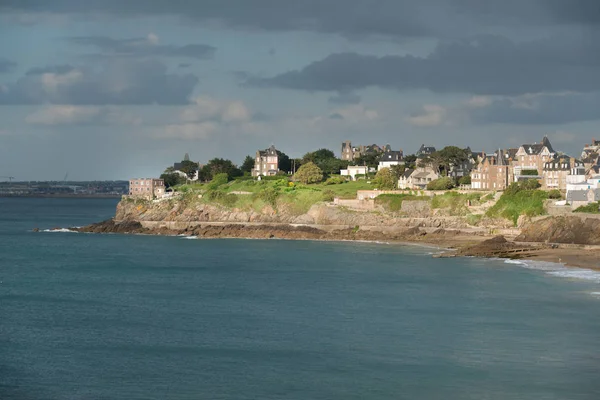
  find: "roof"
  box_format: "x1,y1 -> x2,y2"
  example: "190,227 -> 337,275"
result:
568,189 -> 600,202
379,150 -> 403,162
417,144 -> 436,156
520,136 -> 555,155
543,156 -> 576,171
402,169 -> 414,179
258,145 -> 278,156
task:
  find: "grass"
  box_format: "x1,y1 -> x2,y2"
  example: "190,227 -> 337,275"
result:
486,189 -> 548,225
573,201 -> 600,213
305,180 -> 373,198
374,194 -> 430,212
431,192 -> 483,216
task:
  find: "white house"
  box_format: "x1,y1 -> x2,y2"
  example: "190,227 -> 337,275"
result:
377,150 -> 404,171
340,165 -> 369,181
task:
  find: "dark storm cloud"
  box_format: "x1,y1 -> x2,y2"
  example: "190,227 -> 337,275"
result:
328,91 -> 361,105
471,93 -> 600,125
66,36 -> 216,59
249,34 -> 600,96
0,58 -> 17,73
0,59 -> 198,105
3,1 -> 598,38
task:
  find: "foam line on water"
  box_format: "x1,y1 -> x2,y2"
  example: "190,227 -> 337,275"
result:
41,228 -> 78,233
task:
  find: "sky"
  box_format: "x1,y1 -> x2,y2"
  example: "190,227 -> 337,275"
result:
0,0 -> 599,180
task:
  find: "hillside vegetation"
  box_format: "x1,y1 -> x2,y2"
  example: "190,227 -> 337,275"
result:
485,182 -> 548,225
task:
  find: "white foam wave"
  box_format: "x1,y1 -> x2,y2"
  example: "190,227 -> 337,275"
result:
505,259 -> 600,287
180,236 -> 198,240
41,228 -> 78,233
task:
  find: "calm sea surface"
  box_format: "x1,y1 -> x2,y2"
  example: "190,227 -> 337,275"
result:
1,198 -> 600,400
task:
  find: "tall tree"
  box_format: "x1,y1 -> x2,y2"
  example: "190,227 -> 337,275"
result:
240,155 -> 255,174
198,158 -> 242,181
276,150 -> 292,174
178,160 -> 199,179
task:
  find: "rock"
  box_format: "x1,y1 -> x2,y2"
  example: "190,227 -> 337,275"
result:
516,216 -> 600,245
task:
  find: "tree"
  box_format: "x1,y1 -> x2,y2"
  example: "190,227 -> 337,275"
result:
390,164 -> 406,180
302,148 -> 336,165
277,150 -> 292,174
300,149 -> 346,175
418,152 -> 445,174
403,154 -> 417,169
294,162 -> 323,184
373,168 -> 396,190
160,172 -> 186,188
354,152 -> 381,169
198,158 -> 242,181
178,160 -> 199,180
458,175 -> 471,185
240,155 -> 255,174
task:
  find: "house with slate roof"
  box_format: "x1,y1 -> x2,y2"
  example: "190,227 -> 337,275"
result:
470,150 -> 513,190
252,145 -> 279,177
542,156 -> 584,191
567,188 -> 600,210
513,136 -> 556,181
341,141 -> 388,161
377,150 -> 404,171
416,144 -> 436,159
398,166 -> 439,190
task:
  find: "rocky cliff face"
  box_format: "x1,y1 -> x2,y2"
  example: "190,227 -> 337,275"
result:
115,198 -> 479,229
516,216 -> 600,245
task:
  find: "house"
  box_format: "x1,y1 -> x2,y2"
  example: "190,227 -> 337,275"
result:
542,156 -> 583,191
513,136 -> 556,181
129,178 -> 165,200
252,145 -> 279,177
416,144 -> 436,159
566,188 -> 600,210
581,138 -> 600,160
470,150 -> 513,190
447,147 -> 477,178
377,150 -> 404,171
340,165 -> 369,180
341,141 -> 386,161
398,166 -> 439,190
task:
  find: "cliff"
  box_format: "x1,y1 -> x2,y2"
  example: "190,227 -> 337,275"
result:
516,216 -> 600,245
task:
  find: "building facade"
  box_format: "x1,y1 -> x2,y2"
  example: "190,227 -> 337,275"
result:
542,156 -> 583,191
470,151 -> 512,190
377,150 -> 404,171
341,141 -> 388,161
252,145 -> 279,177
129,178 -> 165,200
512,136 -> 555,180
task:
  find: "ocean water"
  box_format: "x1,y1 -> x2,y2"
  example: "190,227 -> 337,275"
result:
1,198 -> 600,400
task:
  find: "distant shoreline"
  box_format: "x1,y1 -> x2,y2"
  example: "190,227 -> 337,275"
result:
0,194 -> 123,199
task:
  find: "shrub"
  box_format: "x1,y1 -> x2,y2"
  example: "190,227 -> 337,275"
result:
458,175 -> 471,185
322,189 -> 335,202
427,177 -> 455,191
574,202 -> 600,214
324,176 -> 347,185
521,170 -> 539,176
373,168 -> 396,190
294,162 -> 324,184
207,173 -> 229,190
354,174 -> 365,180
547,189 -> 562,199
486,188 -> 548,225
257,187 -> 279,207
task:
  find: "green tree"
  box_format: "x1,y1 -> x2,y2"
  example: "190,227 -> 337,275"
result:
240,155 -> 255,174
178,160 -> 199,180
458,175 -> 472,185
277,150 -> 292,174
294,162 -> 323,184
390,164 -> 406,180
354,152 -> 381,169
373,168 -> 396,190
403,154 -> 417,169
198,158 -> 242,181
160,172 -> 186,188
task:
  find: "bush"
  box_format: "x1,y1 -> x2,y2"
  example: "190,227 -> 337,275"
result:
207,173 -> 229,190
458,175 -> 471,185
547,189 -> 562,199
427,177 -> 455,191
322,189 -> 335,202
373,168 -> 396,190
486,188 -> 548,225
257,187 -> 279,207
574,202 -> 600,214
521,170 -> 539,176
294,162 -> 324,184
374,194 -> 429,212
324,176 -> 347,185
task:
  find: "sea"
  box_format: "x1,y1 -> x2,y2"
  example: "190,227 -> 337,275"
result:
1,197 -> 600,400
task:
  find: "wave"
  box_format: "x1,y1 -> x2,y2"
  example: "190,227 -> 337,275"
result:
504,259 -> 600,291
41,228 -> 78,233
180,236 -> 198,240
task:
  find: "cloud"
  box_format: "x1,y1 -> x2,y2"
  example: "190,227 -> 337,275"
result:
0,58 -> 17,73
469,92 -> 600,125
406,105 -> 449,127
66,34 -> 216,60
248,33 -> 600,96
1,1 -> 598,38
0,59 -> 198,105
178,63 -> 191,68
25,105 -> 141,126
180,97 -> 251,123
159,122 -> 219,140
328,91 -> 361,105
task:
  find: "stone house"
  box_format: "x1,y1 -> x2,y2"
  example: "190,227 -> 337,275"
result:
341,141 -> 387,161
470,151 -> 513,190
416,144 -> 436,159
377,150 -> 404,171
513,136 -> 556,180
252,145 -> 279,177
581,138 -> 600,160
542,156 -> 583,191
398,166 -> 439,190
129,178 -> 165,200
567,189 -> 600,209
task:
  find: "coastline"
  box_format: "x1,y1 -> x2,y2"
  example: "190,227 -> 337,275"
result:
60,219 -> 600,271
